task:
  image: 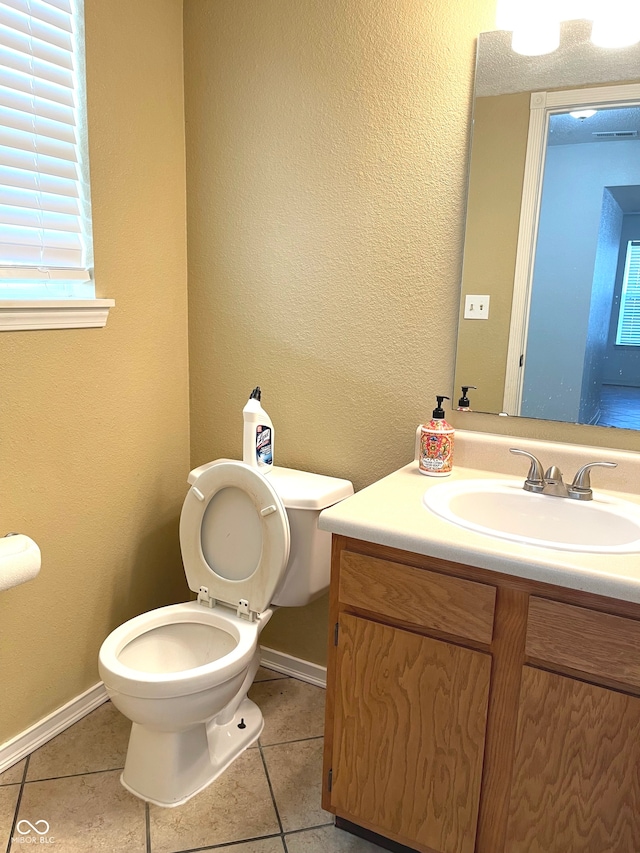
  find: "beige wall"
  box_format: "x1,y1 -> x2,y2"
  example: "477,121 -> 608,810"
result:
0,0 -> 190,743
184,0 -> 496,663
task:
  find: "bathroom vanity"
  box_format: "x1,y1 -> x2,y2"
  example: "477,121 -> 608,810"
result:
319,432 -> 640,853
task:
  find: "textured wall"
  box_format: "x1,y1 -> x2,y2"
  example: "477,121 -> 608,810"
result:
0,0 -> 189,742
184,0 -> 496,663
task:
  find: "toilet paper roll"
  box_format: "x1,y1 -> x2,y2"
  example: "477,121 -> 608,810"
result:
0,534 -> 41,593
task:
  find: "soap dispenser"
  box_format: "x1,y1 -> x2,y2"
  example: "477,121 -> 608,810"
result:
457,385 -> 477,412
419,395 -> 454,477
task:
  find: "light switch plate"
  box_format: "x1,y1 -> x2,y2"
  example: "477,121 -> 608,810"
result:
464,294 -> 490,319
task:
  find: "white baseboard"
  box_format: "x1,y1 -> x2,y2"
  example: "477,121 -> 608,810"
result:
0,682 -> 108,775
260,646 -> 327,688
0,650 -> 325,776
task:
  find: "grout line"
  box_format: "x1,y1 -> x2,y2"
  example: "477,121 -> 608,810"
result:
0,758 -> 30,790
21,766 -> 124,785
163,831 -> 283,852
254,675 -> 290,684
283,821 -> 335,837
260,735 -> 324,749
258,744 -> 285,837
5,755 -> 30,853
145,802 -> 151,853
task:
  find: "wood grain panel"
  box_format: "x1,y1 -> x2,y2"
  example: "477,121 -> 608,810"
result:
339,551 -> 496,644
475,587 -> 529,853
331,613 -> 491,853
527,597 -> 640,690
506,666 -> 640,853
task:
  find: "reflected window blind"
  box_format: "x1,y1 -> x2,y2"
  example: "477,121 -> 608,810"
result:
616,241 -> 640,347
0,0 -> 93,298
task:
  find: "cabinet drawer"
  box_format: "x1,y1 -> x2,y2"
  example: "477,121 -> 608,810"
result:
526,597 -> 640,690
339,551 -> 496,644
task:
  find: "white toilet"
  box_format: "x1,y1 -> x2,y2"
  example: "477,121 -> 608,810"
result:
98,459 -> 353,807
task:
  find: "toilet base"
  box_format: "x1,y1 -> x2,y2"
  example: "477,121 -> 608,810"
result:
120,698 -> 263,808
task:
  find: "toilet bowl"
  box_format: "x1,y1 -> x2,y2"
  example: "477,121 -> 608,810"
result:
99,459 -> 353,807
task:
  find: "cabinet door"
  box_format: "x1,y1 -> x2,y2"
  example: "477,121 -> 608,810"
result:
506,666 -> 640,853
330,613 -> 491,853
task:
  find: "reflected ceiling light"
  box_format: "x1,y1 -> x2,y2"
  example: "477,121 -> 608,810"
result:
511,19 -> 561,55
569,109 -> 598,118
591,1 -> 640,47
496,0 -> 640,55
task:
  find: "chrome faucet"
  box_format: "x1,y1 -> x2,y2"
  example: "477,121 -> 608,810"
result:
509,449 -> 617,501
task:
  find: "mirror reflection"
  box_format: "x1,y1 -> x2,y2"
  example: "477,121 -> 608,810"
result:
454,22 -> 640,429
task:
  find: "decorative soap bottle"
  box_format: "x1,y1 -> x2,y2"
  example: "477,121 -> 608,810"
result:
419,395 -> 454,477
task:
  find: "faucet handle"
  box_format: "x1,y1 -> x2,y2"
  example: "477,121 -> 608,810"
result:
510,448 -> 544,490
569,461 -> 617,498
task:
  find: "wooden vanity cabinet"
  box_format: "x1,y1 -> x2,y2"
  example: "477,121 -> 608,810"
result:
323,536 -> 640,853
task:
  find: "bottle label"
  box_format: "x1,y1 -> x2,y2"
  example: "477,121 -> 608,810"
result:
419,431 -> 453,474
256,425 -> 273,466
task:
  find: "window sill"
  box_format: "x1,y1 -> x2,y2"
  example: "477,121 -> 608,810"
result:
0,300 -> 115,331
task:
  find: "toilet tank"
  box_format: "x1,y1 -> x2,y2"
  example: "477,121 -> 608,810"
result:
266,466 -> 353,607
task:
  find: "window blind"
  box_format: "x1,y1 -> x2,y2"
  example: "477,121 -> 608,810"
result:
0,0 -> 93,298
616,241 -> 640,346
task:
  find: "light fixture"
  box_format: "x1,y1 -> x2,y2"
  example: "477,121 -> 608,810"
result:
496,0 -> 640,55
569,109 -> 598,119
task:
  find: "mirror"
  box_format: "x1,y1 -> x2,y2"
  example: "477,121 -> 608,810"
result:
454,21 -> 640,429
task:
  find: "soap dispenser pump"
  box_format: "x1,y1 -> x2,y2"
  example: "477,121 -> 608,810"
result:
419,395 -> 454,477
457,385 -> 477,412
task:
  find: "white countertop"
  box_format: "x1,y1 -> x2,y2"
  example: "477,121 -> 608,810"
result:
318,439 -> 640,604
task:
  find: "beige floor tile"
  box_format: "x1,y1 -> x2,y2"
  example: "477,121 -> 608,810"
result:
286,824 -> 387,853
12,770 -> 146,853
254,666 -> 289,683
0,760 -> 25,786
214,838 -> 285,853
0,786 -> 19,851
262,738 -> 330,832
249,679 -> 325,745
149,748 -> 279,853
27,701 -> 130,782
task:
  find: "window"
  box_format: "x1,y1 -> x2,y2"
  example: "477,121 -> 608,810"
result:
616,241 -> 640,347
0,0 -> 112,329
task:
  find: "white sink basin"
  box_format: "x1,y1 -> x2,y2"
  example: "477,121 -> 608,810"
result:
423,479 -> 640,553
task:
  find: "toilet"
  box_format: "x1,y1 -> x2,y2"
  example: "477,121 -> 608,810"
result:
98,459 -> 353,807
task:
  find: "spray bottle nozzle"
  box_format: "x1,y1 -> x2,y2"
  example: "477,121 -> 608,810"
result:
433,395 -> 450,419
458,385 -> 477,408
249,386 -> 262,401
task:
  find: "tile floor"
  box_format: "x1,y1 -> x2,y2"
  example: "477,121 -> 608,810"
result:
0,668 -> 386,853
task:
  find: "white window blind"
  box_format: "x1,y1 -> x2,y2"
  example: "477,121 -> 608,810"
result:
616,241 -> 640,347
0,0 -> 94,299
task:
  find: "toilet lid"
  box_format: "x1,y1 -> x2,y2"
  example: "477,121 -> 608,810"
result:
179,461 -> 290,617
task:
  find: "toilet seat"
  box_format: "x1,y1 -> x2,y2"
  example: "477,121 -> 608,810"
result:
179,461 -> 290,618
98,601 -> 259,699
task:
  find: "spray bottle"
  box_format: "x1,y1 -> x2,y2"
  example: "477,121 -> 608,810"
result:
243,387 -> 274,472
418,395 -> 454,477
